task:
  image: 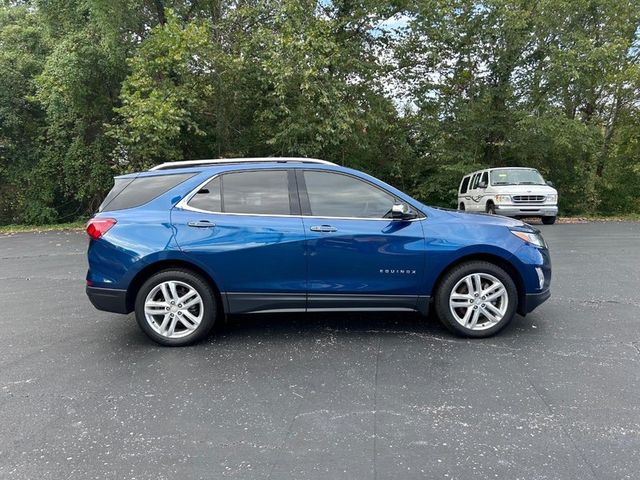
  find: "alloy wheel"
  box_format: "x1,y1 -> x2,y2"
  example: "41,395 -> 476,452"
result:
449,273 -> 508,331
143,280 -> 204,339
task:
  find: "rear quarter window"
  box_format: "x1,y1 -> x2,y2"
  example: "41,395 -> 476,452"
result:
100,173 -> 195,212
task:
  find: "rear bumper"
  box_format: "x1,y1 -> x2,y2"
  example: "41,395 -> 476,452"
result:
522,288 -> 551,314
495,205 -> 558,217
86,286 -> 129,314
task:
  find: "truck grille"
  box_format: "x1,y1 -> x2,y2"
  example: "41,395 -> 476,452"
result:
512,195 -> 545,203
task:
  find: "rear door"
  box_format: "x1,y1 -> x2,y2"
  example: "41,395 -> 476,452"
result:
172,169 -> 307,313
297,170 -> 427,312
467,172 -> 482,211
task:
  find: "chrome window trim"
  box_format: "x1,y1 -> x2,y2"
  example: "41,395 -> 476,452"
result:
175,170 -> 426,222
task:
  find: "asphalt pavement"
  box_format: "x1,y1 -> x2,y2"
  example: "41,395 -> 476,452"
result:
1,222 -> 639,479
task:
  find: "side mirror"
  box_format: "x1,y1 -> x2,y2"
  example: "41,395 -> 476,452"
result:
478,181 -> 487,189
546,180 -> 554,187
391,203 -> 415,220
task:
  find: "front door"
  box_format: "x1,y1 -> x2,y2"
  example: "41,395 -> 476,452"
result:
297,170 -> 427,312
172,169 -> 307,313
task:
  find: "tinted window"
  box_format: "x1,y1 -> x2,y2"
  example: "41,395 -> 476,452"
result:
101,173 -> 195,212
222,170 -> 290,215
471,174 -> 480,189
187,177 -> 221,212
304,171 -> 396,218
480,172 -> 488,186
98,177 -> 135,212
460,176 -> 470,194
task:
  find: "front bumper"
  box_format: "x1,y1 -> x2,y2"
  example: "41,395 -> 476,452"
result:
495,205 -> 558,217
86,286 -> 129,314
522,288 -> 551,314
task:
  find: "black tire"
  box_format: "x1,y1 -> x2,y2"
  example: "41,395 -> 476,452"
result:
434,261 -> 518,338
459,203 -> 465,211
542,216 -> 556,225
134,269 -> 217,346
486,202 -> 496,215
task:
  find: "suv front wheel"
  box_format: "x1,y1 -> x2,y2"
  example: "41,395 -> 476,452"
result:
435,261 -> 518,337
134,269 -> 217,346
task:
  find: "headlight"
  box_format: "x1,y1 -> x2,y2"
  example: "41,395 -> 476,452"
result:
511,230 -> 546,248
546,194 -> 557,204
495,195 -> 511,204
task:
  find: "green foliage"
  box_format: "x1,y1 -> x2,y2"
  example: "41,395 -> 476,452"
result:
0,0 -> 639,224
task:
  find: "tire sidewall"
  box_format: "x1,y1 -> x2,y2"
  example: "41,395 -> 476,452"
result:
435,261 -> 518,338
134,269 -> 217,346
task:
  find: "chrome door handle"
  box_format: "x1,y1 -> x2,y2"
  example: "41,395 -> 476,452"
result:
188,221 -> 216,228
310,225 -> 337,233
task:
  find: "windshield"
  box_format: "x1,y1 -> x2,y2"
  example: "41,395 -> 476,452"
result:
490,169 -> 545,186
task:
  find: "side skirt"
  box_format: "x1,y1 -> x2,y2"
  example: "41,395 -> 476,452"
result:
223,292 -> 430,316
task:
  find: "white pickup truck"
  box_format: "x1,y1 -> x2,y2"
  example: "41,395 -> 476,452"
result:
457,167 -> 558,224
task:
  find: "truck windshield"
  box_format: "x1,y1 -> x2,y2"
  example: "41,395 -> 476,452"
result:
491,169 -> 545,185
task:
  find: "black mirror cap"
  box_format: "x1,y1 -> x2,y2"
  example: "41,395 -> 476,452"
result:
546,180 -> 554,187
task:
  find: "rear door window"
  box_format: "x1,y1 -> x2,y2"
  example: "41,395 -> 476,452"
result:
222,170 -> 291,215
460,176 -> 470,194
100,173 -> 195,212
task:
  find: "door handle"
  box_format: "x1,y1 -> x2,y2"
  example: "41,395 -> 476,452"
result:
310,225 -> 337,233
188,220 -> 216,228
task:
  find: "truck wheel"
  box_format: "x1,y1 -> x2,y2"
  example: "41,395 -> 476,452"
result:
542,216 -> 556,225
486,202 -> 496,214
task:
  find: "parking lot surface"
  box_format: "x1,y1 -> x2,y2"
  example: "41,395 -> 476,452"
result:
1,222 -> 639,479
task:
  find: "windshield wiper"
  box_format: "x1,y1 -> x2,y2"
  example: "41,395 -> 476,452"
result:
517,181 -> 542,185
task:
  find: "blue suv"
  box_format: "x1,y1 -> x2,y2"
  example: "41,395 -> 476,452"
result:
86,158 -> 551,346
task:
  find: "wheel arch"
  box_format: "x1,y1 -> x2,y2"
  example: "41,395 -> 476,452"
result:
485,199 -> 495,211
431,252 -> 526,315
126,259 -> 225,314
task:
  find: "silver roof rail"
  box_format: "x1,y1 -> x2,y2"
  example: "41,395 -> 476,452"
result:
149,157 -> 336,171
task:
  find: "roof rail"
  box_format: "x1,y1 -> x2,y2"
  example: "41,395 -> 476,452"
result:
149,157 -> 336,171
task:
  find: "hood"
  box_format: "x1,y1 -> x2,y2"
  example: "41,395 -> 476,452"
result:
423,206 -> 532,229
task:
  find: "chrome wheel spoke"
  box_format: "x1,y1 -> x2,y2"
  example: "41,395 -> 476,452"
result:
484,301 -> 503,318
166,316 -> 178,336
145,301 -> 168,315
468,308 -> 481,329
485,287 -> 506,302
158,314 -> 171,334
178,289 -> 198,304
160,283 -> 171,302
180,311 -> 199,330
481,305 -> 500,324
168,281 -> 179,302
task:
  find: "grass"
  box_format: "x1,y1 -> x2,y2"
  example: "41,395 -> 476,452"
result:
0,220 -> 87,234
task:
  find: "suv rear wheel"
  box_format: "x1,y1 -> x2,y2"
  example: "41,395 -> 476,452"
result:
434,261 -> 518,337
134,269 -> 217,346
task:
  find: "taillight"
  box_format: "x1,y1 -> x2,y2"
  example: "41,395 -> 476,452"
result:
86,218 -> 117,240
